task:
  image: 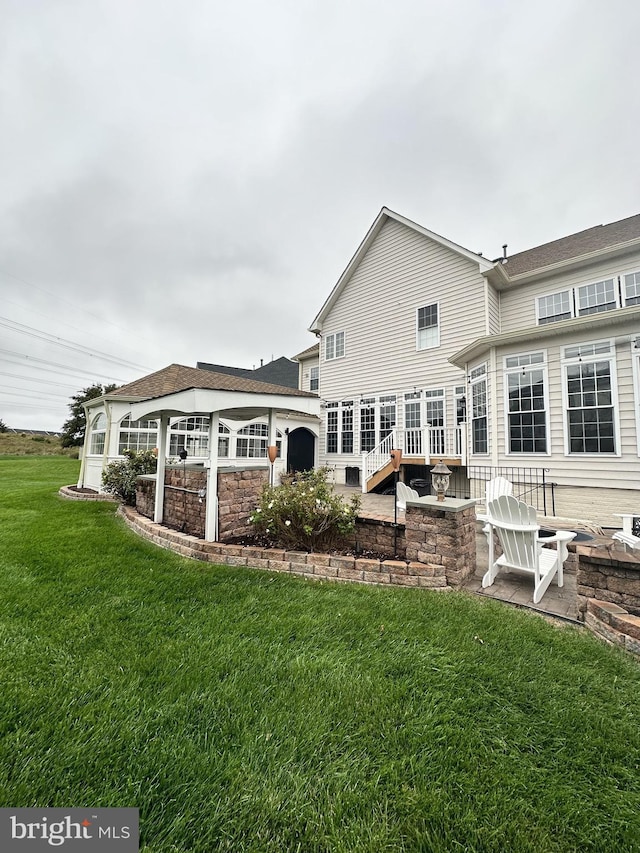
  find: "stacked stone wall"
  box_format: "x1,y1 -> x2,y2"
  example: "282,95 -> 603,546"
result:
405,501 -> 476,587
353,517 -> 406,559
218,467 -> 269,540
576,542 -> 640,618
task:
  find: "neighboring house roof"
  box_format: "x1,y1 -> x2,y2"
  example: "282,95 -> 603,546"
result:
197,356 -> 299,389
7,428 -> 61,436
501,213 -> 640,278
108,364 -> 317,401
292,343 -> 320,361
309,206 -> 494,332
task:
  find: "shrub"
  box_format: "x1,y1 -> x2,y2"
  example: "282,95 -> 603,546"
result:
102,449 -> 157,505
249,468 -> 360,552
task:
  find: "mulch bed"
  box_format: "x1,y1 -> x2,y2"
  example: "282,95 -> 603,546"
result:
222,534 -> 393,562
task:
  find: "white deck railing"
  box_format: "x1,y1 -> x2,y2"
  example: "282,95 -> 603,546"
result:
361,425 -> 466,490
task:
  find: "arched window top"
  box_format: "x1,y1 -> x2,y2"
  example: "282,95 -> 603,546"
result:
238,423 -> 269,437
120,414 -> 158,429
92,413 -> 106,431
171,416 -> 210,432
219,422 -> 230,434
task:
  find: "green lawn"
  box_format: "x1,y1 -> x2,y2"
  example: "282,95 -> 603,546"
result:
1,456 -> 639,852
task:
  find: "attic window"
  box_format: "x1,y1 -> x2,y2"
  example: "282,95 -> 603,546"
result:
325,332 -> 345,361
417,304 -> 439,349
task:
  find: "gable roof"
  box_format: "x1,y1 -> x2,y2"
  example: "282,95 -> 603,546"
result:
109,364 -> 316,401
309,206 -> 495,332
501,213 -> 640,278
197,356 -> 299,389
292,343 -> 320,360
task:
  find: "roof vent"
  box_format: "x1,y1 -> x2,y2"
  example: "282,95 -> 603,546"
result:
502,244 -> 508,261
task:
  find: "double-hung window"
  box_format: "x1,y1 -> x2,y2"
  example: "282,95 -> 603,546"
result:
504,353 -> 547,453
378,395 -> 396,444
90,413 -> 107,455
425,389 -> 445,455
417,304 -> 439,349
309,366 -> 319,391
341,402 -> 354,454
404,392 -> 422,455
326,403 -> 338,453
169,416 -> 210,457
324,331 -> 345,360
564,341 -> 617,454
470,364 -> 488,454
359,398 -> 376,453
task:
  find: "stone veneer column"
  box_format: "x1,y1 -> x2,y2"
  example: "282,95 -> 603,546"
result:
404,496 -> 477,587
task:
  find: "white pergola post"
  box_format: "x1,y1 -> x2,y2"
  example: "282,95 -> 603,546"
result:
267,408 -> 277,487
205,412 -> 220,542
154,414 -> 169,523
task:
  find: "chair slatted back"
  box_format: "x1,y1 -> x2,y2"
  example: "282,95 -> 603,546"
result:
487,494 -> 539,571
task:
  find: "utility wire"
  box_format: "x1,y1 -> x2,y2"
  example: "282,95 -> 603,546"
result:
0,316 -> 152,371
0,371 -> 80,390
0,349 -> 128,384
0,266 -> 160,352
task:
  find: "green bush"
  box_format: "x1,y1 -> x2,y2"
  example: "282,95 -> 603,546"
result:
101,449 -> 157,505
249,468 -> 360,552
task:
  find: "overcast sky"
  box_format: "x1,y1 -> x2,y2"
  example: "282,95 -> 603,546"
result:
2,0 -> 639,431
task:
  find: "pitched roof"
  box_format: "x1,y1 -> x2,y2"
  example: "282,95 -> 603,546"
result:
110,364 -> 316,400
503,213 -> 640,277
292,343 -> 320,360
197,356 -> 299,389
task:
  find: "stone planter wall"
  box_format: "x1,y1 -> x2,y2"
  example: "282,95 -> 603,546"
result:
576,542 -> 640,618
353,517 -> 406,559
218,467 -> 269,540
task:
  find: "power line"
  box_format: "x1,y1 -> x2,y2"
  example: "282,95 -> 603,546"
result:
0,371 -> 80,390
0,316 -> 152,371
0,349 -> 129,384
0,266 -> 160,353
0,387 -> 71,401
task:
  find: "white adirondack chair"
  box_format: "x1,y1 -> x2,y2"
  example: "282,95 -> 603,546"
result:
486,476 -> 513,503
612,514 -> 640,550
482,494 -> 576,604
396,481 -> 419,512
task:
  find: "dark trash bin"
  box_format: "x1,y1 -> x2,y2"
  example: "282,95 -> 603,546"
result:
345,466 -> 360,487
410,478 -> 431,497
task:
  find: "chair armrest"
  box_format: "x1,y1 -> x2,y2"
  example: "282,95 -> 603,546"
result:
613,531 -> 640,550
613,514 -> 638,536
538,530 -> 576,547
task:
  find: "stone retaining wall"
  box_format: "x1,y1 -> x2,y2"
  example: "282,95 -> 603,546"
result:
584,599 -> 640,657
576,542 -> 640,618
405,498 -> 477,587
119,505 -> 449,589
218,467 -> 269,539
353,517 -> 406,559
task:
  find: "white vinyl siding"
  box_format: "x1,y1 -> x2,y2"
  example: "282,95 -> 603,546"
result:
318,218 -> 484,427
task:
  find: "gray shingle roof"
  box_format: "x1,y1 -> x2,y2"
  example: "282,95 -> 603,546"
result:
197,356 -> 299,389
503,213 -> 640,277
111,364 -> 316,400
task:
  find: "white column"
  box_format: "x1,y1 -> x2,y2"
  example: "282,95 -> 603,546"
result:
205,412 -> 220,542
154,414 -> 168,523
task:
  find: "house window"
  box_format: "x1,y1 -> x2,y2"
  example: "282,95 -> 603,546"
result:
359,398 -> 376,453
577,279 -> 617,316
404,392 -> 422,455
324,331 -> 345,361
378,395 -> 396,444
564,342 -> 616,454
118,415 -> 158,454
326,403 -> 338,454
417,304 -> 439,349
470,365 -> 488,454
425,389 -> 445,456
537,290 -> 573,325
169,416 -> 210,457
504,353 -> 547,453
89,413 -> 107,455
341,402 -> 354,454
218,423 -> 230,458
309,366 -> 319,391
236,423 -> 282,457
624,271 -> 640,306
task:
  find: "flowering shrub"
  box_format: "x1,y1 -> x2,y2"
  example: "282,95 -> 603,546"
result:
249,468 -> 360,552
102,449 -> 157,505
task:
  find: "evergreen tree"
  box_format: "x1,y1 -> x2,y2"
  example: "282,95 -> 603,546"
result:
0,419 -> 7,433
60,383 -> 117,447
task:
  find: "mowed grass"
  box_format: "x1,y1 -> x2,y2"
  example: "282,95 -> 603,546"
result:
1,457 -> 639,852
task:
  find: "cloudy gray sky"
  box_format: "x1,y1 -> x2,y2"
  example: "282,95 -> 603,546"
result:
2,0 -> 639,431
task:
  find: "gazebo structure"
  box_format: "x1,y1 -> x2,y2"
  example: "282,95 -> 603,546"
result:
78,364 -> 321,541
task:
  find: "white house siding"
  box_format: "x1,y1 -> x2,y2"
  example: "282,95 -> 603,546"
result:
298,353 -> 320,393
499,252 -> 640,333
317,218 -> 489,481
466,317 -> 640,528
487,284 -> 501,335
